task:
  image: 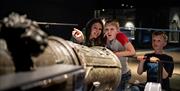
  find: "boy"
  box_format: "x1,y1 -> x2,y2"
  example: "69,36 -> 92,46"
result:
104,19 -> 136,91
137,31 -> 174,91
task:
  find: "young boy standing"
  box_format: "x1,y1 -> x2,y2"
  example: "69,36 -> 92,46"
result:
137,31 -> 174,91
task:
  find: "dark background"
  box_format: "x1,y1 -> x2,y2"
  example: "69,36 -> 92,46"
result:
0,0 -> 180,40
0,0 -> 97,40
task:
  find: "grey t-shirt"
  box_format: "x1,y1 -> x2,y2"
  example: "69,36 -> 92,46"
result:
106,32 -> 130,74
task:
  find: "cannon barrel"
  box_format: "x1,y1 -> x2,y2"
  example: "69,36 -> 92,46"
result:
33,36 -> 122,91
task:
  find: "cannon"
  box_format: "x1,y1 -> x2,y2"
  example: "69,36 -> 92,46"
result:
0,12 -> 122,91
33,37 -> 122,91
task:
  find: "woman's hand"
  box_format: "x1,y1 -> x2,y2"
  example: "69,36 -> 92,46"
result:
72,28 -> 84,43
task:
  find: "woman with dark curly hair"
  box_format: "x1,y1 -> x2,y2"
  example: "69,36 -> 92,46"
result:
71,18 -> 105,47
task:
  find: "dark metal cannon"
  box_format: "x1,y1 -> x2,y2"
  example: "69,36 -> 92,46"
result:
0,12 -> 122,91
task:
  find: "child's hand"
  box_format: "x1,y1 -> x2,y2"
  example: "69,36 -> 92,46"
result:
150,57 -> 160,63
72,28 -> 84,43
137,56 -> 146,62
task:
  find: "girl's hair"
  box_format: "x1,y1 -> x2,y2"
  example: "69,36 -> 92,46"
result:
152,31 -> 168,42
85,18 -> 104,46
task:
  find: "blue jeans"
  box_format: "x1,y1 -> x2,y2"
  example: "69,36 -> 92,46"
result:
116,70 -> 131,91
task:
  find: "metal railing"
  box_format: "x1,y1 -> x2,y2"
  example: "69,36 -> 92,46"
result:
120,27 -> 180,43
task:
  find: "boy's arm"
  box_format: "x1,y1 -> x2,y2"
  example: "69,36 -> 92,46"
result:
162,67 -> 168,79
137,56 -> 145,75
162,56 -> 174,79
114,42 -> 136,57
166,57 -> 174,78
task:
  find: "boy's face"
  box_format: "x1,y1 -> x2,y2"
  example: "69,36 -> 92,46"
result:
104,24 -> 118,41
152,35 -> 167,51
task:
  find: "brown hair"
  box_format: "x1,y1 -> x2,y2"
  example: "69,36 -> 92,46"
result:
152,31 -> 168,42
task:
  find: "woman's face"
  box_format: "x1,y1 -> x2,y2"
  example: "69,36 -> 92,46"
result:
89,22 -> 103,39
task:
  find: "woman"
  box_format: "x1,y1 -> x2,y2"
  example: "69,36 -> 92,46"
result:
71,18 -> 105,47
